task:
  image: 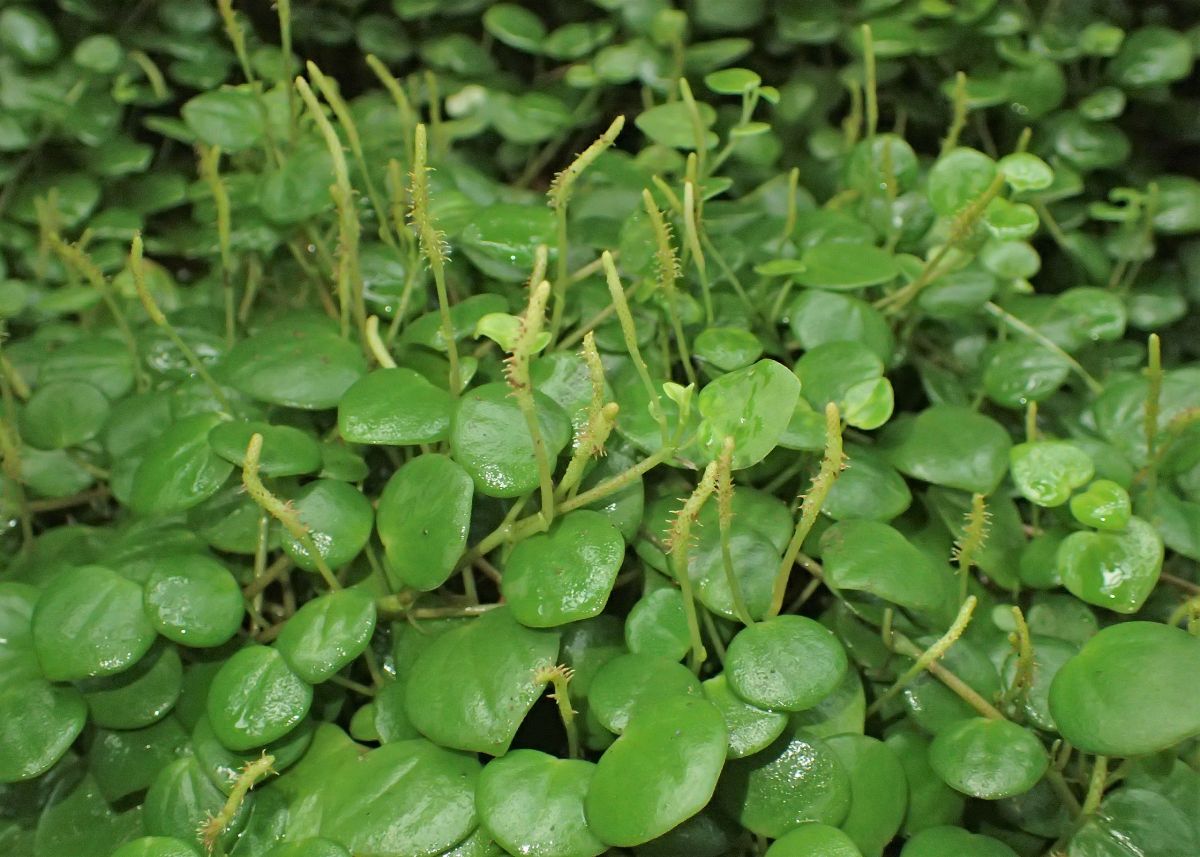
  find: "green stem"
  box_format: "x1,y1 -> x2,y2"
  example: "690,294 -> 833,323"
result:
868,597 -> 977,718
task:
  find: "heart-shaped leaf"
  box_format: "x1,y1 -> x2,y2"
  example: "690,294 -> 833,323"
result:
130,414 -> 234,515
697,359 -> 801,469
1009,441 -> 1094,508
588,653 -> 702,734
824,734 -> 907,856
1048,621 -> 1200,756
281,480 -> 374,573
33,564 -> 157,681
318,739 -> 481,854
450,382 -> 571,498
1057,516 -> 1162,613
702,673 -> 788,760
0,678 -> 86,782
275,588 -> 377,684
820,520 -> 948,614
405,607 -> 559,754
143,554 -> 245,648
726,615 -> 848,712
221,318 -> 367,410
476,750 -> 607,857
1069,479 -> 1131,530
80,640 -> 182,730
928,718 -> 1047,800
337,367 -> 453,446
376,454 -> 473,591
717,731 -> 851,838
503,510 -> 625,627
882,405 -> 1012,495
585,695 -> 727,847
206,645 -> 312,751
208,421 -> 322,477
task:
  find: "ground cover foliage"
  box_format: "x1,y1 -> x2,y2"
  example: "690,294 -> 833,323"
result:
2,1 -> 1200,856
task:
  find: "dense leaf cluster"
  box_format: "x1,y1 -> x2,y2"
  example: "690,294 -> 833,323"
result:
2,2 -> 1200,857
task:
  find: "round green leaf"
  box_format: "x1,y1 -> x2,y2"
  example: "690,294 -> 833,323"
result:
1057,516 -> 1163,614
795,244 -> 899,290
19,381 -> 109,450
337,368 -> 453,446
589,653 -> 702,734
997,153 -> 1054,192
458,205 -> 557,281
263,840 -> 349,857
208,421 -> 322,477
899,826 -> 1018,857
702,673 -> 788,760
786,290 -> 893,363
319,739 -> 480,855
697,359 -> 801,469
726,615 -> 848,712
1049,621 -> 1200,756
795,341 -> 884,410
450,382 -> 571,498
586,695 -> 727,847
765,823 -> 862,857
143,554 -> 244,648
91,718 -> 190,802
1009,441 -> 1094,507
221,319 -> 367,410
476,750 -> 606,857
275,588 -> 376,684
1068,479 -> 1131,530
192,715 -> 313,795
882,405 -> 1012,495
928,717 -> 1047,800
825,734 -> 907,857
181,88 -> 265,151
927,148 -> 997,216
635,101 -> 718,150
377,454 -> 473,591
482,3 -> 547,52
111,837 -> 202,857
693,327 -> 763,373
625,587 -> 690,661
1109,26 -> 1193,88
0,679 -> 85,782
705,67 -> 762,94
130,414 -> 234,516
824,445 -> 912,521
81,640 -> 182,729
281,480 -> 374,573
0,7 -> 60,65
503,510 -> 625,628
405,607 -> 559,754
820,520 -> 946,614
33,564 -> 157,681
884,730 -> 964,835
718,731 -> 851,838
982,342 -> 1070,408
207,645 -> 312,751
0,581 -> 39,685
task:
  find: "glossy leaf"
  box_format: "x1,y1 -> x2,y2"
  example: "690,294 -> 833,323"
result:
337,367 -> 453,446
405,607 -> 559,754
726,615 -> 847,712
697,359 -> 801,469
206,645 -> 313,751
377,454 -> 473,591
503,510 -> 625,628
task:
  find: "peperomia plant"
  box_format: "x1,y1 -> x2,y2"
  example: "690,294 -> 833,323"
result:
1,1 -> 1200,857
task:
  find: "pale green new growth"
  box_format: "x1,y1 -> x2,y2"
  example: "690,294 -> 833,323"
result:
535,664 -> 579,759
669,462 -> 720,672
199,752 -> 276,853
507,280 -> 557,527
410,123 -> 461,395
769,403 -> 845,618
954,493 -> 991,602
130,234 -> 231,410
716,437 -> 755,627
243,433 -> 341,592
602,251 -> 669,445
868,596 -> 978,718
196,144 -> 236,345
642,188 -> 695,385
